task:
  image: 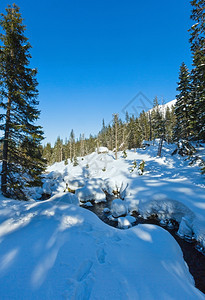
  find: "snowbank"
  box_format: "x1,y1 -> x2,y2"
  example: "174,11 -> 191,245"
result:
111,198 -> 128,217
75,184 -> 106,203
0,197 -> 204,299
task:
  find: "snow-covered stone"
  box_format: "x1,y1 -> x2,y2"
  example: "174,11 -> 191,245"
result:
83,201 -> 93,207
96,147 -> 109,153
177,217 -> 193,239
75,185 -> 106,203
75,185 -> 95,203
118,216 -> 136,229
111,198 -> 128,218
93,188 -> 106,203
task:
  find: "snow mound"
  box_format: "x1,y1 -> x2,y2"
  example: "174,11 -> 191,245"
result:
49,192 -> 79,206
96,146 -> 109,153
139,199 -> 194,222
118,215 -> 136,229
66,178 -> 85,190
111,198 -> 128,217
75,184 -> 106,203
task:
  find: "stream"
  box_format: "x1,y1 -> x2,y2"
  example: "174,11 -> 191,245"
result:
81,196 -> 205,295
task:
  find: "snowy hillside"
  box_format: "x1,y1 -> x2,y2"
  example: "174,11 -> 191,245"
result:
148,99 -> 176,115
0,140 -> 205,299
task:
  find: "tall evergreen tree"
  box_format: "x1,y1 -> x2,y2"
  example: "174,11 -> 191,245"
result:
52,136 -> 63,163
0,4 -> 45,198
151,97 -> 165,140
43,143 -> 52,165
69,129 -> 75,162
189,0 -> 205,141
174,63 -> 192,140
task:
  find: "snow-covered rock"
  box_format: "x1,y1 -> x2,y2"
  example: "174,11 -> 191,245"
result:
111,198 -> 128,218
75,185 -> 106,203
177,217 -> 193,239
96,146 -> 109,153
83,201 -> 93,207
118,215 -> 136,229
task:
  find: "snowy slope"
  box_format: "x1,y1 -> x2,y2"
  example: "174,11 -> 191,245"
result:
148,99 -> 176,115
0,196 -> 204,299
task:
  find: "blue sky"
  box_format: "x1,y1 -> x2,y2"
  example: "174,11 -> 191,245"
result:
0,0 -> 193,145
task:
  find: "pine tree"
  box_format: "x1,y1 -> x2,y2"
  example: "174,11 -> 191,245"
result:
43,143 -> 52,165
174,63 -> 192,140
0,4 -> 45,198
189,0 -> 205,141
151,98 -> 165,140
52,136 -> 63,162
69,129 -> 75,162
165,106 -> 175,143
113,114 -> 119,160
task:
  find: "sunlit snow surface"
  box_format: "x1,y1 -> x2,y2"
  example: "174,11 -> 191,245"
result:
0,197 -> 204,299
0,141 -> 205,299
39,141 -> 205,247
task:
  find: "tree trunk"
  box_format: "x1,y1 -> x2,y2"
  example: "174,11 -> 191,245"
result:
149,111 -> 152,141
114,114 -> 118,160
1,95 -> 11,195
70,142 -> 72,162
157,138 -> 163,157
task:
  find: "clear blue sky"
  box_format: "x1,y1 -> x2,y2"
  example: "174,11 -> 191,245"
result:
0,0 -> 193,145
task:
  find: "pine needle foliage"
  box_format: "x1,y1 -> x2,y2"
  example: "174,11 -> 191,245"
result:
0,4 -> 46,199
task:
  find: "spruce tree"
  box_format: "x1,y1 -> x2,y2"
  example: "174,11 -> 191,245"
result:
52,137 -> 63,162
189,0 -> 205,141
0,4 -> 45,198
43,143 -> 52,165
151,98 -> 165,140
174,63 -> 192,140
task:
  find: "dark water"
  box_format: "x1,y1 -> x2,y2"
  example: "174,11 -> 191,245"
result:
81,198 -> 205,295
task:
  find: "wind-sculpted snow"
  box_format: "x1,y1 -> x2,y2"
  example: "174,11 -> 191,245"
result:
0,196 -> 204,299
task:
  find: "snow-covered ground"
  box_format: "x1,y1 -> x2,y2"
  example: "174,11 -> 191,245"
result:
0,196 -> 204,299
38,140 -> 205,248
1,141 -> 205,299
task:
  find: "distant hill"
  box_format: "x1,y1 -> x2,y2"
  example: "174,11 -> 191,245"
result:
148,99 -> 176,115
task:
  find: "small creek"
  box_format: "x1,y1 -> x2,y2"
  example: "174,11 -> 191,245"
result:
81,196 -> 205,295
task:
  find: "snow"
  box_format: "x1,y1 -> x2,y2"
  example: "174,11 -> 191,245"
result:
39,141 -> 205,249
75,184 -> 106,203
148,99 -> 176,116
177,217 -> 193,240
96,146 -> 109,153
1,141 -> 205,298
111,198 -> 128,217
118,215 -> 136,229
0,196 -> 204,299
